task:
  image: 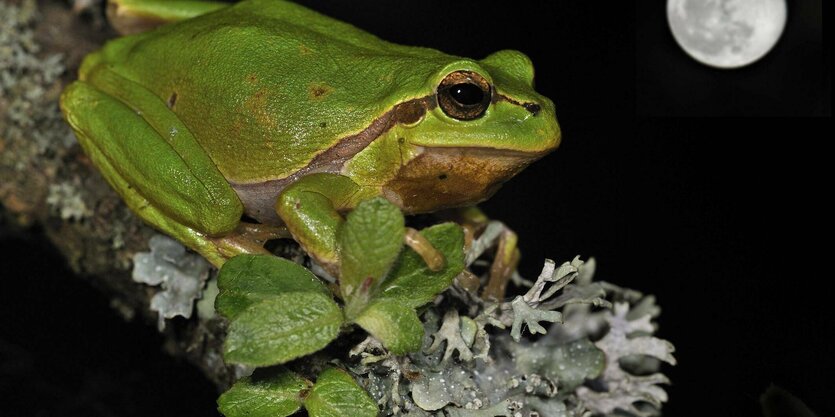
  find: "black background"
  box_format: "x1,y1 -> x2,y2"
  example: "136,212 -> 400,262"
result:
637,0 -> 828,116
1,1 -> 828,416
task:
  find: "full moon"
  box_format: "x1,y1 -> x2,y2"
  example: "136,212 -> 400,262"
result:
667,0 -> 787,68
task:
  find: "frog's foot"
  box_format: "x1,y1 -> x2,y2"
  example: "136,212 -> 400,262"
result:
207,222 -> 291,262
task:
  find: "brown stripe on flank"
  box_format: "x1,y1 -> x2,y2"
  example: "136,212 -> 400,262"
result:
303,96 -> 434,174
230,95 -> 435,224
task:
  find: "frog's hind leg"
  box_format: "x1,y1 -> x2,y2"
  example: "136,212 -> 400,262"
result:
107,0 -> 230,35
61,68 -> 263,267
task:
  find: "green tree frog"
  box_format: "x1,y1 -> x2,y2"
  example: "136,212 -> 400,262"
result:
60,0 -> 561,277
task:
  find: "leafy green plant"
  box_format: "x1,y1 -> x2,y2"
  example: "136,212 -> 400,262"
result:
210,197 -> 676,416
218,366 -> 377,417
214,197 -> 465,416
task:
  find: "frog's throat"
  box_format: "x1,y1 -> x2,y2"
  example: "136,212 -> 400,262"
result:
231,95 -> 435,224
382,145 -> 548,214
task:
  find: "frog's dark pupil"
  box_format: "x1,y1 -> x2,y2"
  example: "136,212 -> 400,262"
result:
436,71 -> 491,120
450,83 -> 484,106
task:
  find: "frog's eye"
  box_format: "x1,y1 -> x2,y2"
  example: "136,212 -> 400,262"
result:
437,71 -> 492,121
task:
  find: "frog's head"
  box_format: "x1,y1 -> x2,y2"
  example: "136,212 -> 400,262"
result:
383,50 -> 561,213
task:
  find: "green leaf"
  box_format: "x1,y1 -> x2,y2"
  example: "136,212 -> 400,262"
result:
224,292 -> 343,366
304,368 -> 378,417
353,299 -> 423,354
378,222 -> 465,308
217,367 -> 311,417
338,197 -> 404,300
216,254 -> 328,320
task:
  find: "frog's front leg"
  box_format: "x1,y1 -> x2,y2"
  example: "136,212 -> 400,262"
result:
276,173 -> 446,277
483,227 -> 520,301
275,173 -> 364,275
61,66 -> 268,267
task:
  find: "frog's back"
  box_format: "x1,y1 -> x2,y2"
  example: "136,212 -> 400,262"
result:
91,0 -> 459,184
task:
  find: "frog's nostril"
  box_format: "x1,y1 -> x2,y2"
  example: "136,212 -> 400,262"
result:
523,103 -> 541,116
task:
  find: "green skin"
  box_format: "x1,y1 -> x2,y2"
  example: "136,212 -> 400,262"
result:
60,0 -> 561,273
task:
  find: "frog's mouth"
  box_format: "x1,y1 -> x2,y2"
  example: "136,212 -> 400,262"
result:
382,146 -> 546,214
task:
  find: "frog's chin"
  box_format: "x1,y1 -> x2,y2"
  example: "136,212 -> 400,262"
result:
382,146 -> 547,214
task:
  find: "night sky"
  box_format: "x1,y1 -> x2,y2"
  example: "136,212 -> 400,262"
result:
1,1 -> 828,416
637,0 -> 827,116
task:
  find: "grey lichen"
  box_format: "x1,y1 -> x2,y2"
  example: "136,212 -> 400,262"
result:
426,309 -> 475,362
502,257 -> 609,342
46,181 -> 91,220
509,295 -> 562,341
132,234 -> 211,330
346,255 -> 674,417
506,337 -> 604,393
1,0 -> 69,163
575,302 -> 676,416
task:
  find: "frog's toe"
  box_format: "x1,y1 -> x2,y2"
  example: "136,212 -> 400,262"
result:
404,227 -> 445,271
